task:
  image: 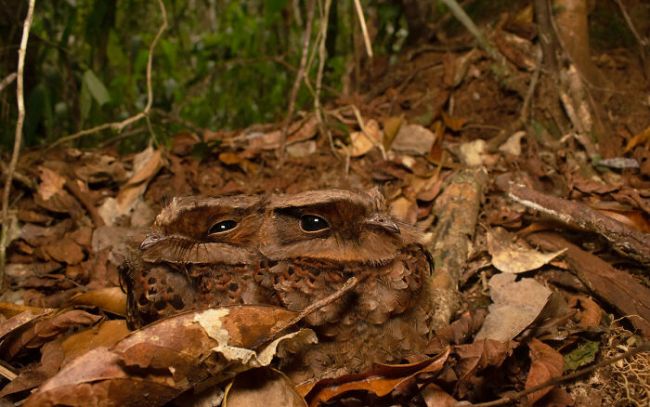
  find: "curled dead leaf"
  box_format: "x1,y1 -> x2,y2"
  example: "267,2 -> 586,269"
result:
67,287 -> 127,316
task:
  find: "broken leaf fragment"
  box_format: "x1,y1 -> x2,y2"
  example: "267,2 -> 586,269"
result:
475,273 -> 551,342
488,227 -> 566,274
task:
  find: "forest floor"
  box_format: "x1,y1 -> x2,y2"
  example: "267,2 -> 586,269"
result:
1,24 -> 650,407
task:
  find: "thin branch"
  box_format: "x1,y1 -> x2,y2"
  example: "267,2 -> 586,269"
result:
259,276 -> 360,349
47,0 -> 168,150
439,0 -> 500,61
313,0 -> 338,158
1,0 -> 35,289
277,0 -> 316,164
353,0 -> 373,58
0,73 -> 17,94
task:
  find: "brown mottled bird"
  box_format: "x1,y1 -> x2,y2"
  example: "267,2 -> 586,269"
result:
259,189 -> 434,381
121,195 -> 277,328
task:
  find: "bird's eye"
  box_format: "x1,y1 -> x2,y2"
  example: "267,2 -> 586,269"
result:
208,219 -> 238,235
300,215 -> 329,232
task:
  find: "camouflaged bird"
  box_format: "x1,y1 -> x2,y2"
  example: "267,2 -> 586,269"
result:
121,194 -> 277,328
259,189 -> 435,381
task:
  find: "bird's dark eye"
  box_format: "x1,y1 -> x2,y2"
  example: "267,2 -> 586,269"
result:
300,215 -> 329,232
208,219 -> 238,235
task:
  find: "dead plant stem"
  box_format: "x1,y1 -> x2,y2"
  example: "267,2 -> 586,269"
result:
0,0 -> 35,289
314,0 -> 338,157
353,0 -> 373,58
0,73 -> 17,94
278,0 -> 316,165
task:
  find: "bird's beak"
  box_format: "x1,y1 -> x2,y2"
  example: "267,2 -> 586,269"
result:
364,214 -> 400,234
140,234 -> 163,250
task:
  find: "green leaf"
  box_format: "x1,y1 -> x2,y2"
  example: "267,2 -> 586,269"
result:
83,69 -> 111,106
563,340 -> 600,371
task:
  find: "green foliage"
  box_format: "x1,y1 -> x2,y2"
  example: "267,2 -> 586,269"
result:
563,340 -> 600,371
0,0 -> 407,150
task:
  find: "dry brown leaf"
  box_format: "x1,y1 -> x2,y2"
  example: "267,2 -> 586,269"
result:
305,349 -> 450,405
525,338 -> 563,404
67,287 -> 127,316
498,131 -> 525,156
381,115 -> 404,150
596,209 -> 650,233
125,147 -> 164,187
454,340 -> 513,380
568,295 -> 603,329
0,309 -> 52,341
2,310 -> 102,360
475,273 -> 551,342
37,167 -> 66,201
225,368 -> 306,407
391,124 -> 437,155
624,125 -> 650,153
286,140 -> 317,158
441,112 -> 468,132
25,306 -> 312,407
458,139 -> 492,166
487,227 -> 566,274
0,302 -> 51,319
420,383 -> 458,407
349,119 -> 382,157
99,147 -> 164,225
60,320 -> 130,366
219,152 -> 244,165
42,237 -> 85,265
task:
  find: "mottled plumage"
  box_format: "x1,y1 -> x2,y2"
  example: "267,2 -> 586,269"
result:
121,195 -> 277,328
259,189 -> 435,380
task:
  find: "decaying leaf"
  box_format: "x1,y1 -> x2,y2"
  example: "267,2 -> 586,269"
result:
563,340 -> 599,371
224,368 -> 306,407
349,119 -> 382,157
381,115 -> 404,150
60,320 -> 130,365
391,124 -> 437,155
454,339 -> 514,387
67,287 -> 127,316
2,310 -> 102,360
25,306 -> 315,406
488,227 -> 566,274
475,273 -> 552,342
304,348 -> 450,405
525,338 -> 563,404
98,147 -> 164,226
498,131 -> 526,156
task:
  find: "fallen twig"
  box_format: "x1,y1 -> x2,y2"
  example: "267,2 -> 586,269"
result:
260,276 -> 360,348
1,0 -> 35,289
430,168 -> 488,330
497,179 -> 650,265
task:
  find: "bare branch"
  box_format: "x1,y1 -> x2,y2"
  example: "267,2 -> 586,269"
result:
1,0 -> 36,288
277,0 -> 316,164
0,73 -> 17,94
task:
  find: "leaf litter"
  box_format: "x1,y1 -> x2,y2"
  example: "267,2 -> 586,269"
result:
1,15 -> 650,407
